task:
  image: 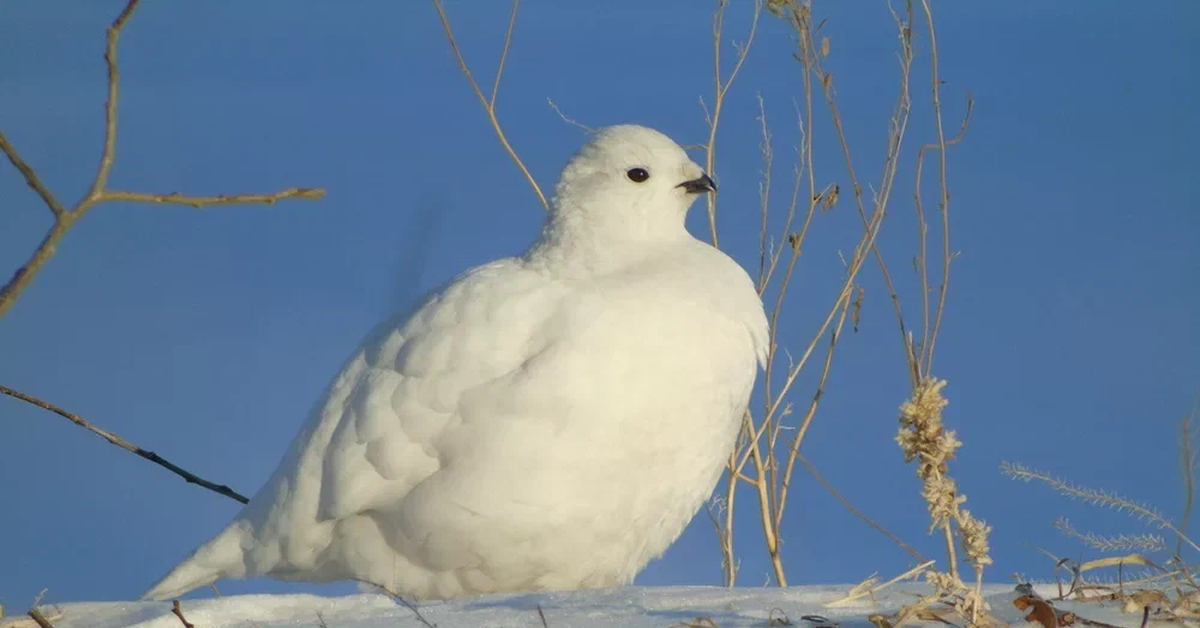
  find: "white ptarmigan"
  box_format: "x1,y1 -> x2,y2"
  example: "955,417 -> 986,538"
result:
144,124 -> 768,601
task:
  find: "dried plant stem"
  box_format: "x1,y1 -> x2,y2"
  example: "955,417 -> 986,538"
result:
748,422 -> 787,585
717,0 -> 918,588
1002,462 -> 1200,555
918,0 -> 952,379
773,297 -> 850,523
702,0 -> 762,248
0,384 -> 249,504
0,0 -> 324,322
942,520 -> 960,581
431,0 -> 548,211
1182,410 -> 1197,557
808,0 -> 918,387
798,454 -> 927,562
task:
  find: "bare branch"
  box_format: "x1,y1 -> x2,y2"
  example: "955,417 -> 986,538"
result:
0,221 -> 72,321
914,94 -> 973,373
0,0 -> 324,323
171,601 -> 196,628
800,454 -> 927,562
0,384 -> 250,504
0,133 -> 66,217
703,0 -> 763,247
807,0 -> 919,387
87,0 -> 142,201
101,187 -> 326,208
490,0 -> 520,109
431,0 -> 549,210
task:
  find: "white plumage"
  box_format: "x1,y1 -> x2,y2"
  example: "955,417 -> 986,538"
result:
144,124 -> 768,601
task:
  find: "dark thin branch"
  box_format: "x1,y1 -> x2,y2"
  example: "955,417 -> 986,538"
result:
171,601 -> 196,628
799,453 -> 926,563
1,384 -> 249,504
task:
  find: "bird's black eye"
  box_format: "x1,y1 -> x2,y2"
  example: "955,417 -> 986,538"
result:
626,168 -> 650,183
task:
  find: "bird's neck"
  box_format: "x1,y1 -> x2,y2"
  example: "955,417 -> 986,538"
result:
524,204 -> 692,276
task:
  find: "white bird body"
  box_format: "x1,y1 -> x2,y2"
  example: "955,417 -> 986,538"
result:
145,125 -> 768,601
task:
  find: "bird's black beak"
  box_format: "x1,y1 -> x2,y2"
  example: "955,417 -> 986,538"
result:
677,173 -> 717,194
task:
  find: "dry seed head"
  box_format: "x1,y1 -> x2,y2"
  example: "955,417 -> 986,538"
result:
957,509 -> 993,568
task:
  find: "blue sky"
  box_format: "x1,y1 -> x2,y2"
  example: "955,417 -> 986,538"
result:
1,0 -> 1197,606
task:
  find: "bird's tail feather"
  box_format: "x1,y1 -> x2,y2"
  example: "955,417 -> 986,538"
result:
142,522 -> 252,600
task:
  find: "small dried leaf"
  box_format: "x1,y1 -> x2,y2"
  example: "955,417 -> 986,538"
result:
1014,595 -> 1057,628
852,285 -> 864,333
820,37 -> 830,57
867,615 -> 893,628
1078,553 -> 1158,572
819,184 -> 839,211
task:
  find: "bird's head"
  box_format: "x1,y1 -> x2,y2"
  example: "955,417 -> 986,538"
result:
549,125 -> 715,242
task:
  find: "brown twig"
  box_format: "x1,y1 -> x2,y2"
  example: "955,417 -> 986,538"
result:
0,0 -> 325,322
0,384 -> 250,504
431,0 -> 547,211
171,601 -> 195,628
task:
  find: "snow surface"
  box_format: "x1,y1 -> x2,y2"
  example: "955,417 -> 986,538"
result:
2,584 -> 1170,628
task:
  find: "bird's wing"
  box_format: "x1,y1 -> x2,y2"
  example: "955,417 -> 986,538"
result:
310,258 -> 566,522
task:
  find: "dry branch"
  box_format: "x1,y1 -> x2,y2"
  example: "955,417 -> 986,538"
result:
431,0 -> 548,211
0,384 -> 249,504
0,0 -> 325,322
702,0 -> 762,248
170,601 -> 195,628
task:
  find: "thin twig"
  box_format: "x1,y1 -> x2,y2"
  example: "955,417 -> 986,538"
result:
391,594 -> 437,628
0,0 -> 323,323
1182,408 -> 1198,557
774,296 -> 851,527
913,96 -> 973,374
101,188 -> 325,208
808,1 -> 918,387
431,0 -> 548,210
170,601 -> 195,628
0,384 -> 249,504
919,0 -> 950,379
703,0 -> 762,247
546,99 -> 594,134
489,0 -> 520,109
0,133 -> 66,217
799,454 -> 926,562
